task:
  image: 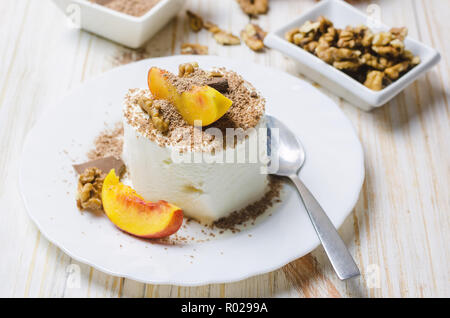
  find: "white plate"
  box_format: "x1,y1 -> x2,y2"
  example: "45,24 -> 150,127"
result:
19,55 -> 364,286
264,0 -> 441,111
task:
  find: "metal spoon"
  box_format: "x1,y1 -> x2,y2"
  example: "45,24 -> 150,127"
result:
266,115 -> 360,280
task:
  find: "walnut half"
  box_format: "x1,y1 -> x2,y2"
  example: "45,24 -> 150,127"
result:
178,61 -> 199,77
137,95 -> 170,134
213,31 -> 241,46
181,43 -> 209,55
241,23 -> 267,51
186,10 -> 204,32
236,0 -> 269,16
203,21 -> 241,46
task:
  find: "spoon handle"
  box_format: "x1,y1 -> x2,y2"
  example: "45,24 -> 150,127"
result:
289,174 -> 360,280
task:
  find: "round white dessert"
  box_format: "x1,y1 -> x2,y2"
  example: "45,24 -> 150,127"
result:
123,88 -> 268,225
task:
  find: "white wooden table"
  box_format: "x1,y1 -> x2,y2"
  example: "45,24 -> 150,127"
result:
0,0 -> 448,298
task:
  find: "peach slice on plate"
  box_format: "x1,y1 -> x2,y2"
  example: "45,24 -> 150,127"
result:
148,67 -> 233,126
102,169 -> 183,238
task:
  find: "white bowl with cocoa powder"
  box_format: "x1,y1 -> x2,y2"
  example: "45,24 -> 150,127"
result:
52,0 -> 185,48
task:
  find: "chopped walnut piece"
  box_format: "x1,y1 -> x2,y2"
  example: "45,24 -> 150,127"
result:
178,62 -> 199,77
151,116 -> 169,134
76,167 -> 104,212
372,32 -> 393,46
293,32 -> 316,47
319,26 -> 338,46
364,71 -> 385,91
204,21 -> 221,34
361,30 -> 374,47
213,31 -> 241,45
136,95 -> 170,134
236,0 -> 269,16
186,10 -> 203,32
372,43 -> 403,58
317,16 -> 333,33
304,41 -> 319,53
333,61 -> 360,72
337,29 -> 356,48
241,23 -> 267,51
208,71 -> 223,77
285,27 -> 300,42
181,43 -> 209,55
384,61 -> 410,80
316,45 -> 337,64
411,56 -> 421,65
390,27 -> 408,41
360,53 -> 391,70
202,20 -> 240,45
137,95 -> 154,114
299,21 -> 320,34
334,48 -> 361,61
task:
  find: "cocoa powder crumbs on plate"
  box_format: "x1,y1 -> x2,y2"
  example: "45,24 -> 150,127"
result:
89,0 -> 161,17
113,48 -> 150,66
212,175 -> 284,230
87,122 -> 124,160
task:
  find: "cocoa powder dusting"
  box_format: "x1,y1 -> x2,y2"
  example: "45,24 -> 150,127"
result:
87,123 -> 124,160
213,175 -> 284,230
90,0 -> 160,17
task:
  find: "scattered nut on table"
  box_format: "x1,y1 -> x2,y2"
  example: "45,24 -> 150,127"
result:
285,16 -> 421,90
181,43 -> 209,55
241,23 -> 267,51
236,0 -> 269,16
203,21 -> 221,34
213,30 -> 241,46
186,12 -> 241,46
186,10 -> 204,32
204,21 -> 241,46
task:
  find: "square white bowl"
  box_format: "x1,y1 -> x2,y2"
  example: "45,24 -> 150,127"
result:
264,0 -> 441,111
52,0 -> 185,48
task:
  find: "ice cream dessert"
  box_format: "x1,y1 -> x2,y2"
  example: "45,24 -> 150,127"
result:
123,62 -> 269,224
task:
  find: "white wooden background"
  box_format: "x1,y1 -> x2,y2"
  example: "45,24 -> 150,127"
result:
0,0 -> 448,298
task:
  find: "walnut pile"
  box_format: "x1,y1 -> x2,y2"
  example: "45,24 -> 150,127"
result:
137,95 -> 169,134
76,167 -> 104,212
236,0 -> 269,17
241,23 -> 267,51
285,16 -> 420,90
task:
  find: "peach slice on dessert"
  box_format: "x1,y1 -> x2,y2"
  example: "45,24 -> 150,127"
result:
148,67 -> 232,126
102,169 -> 183,238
